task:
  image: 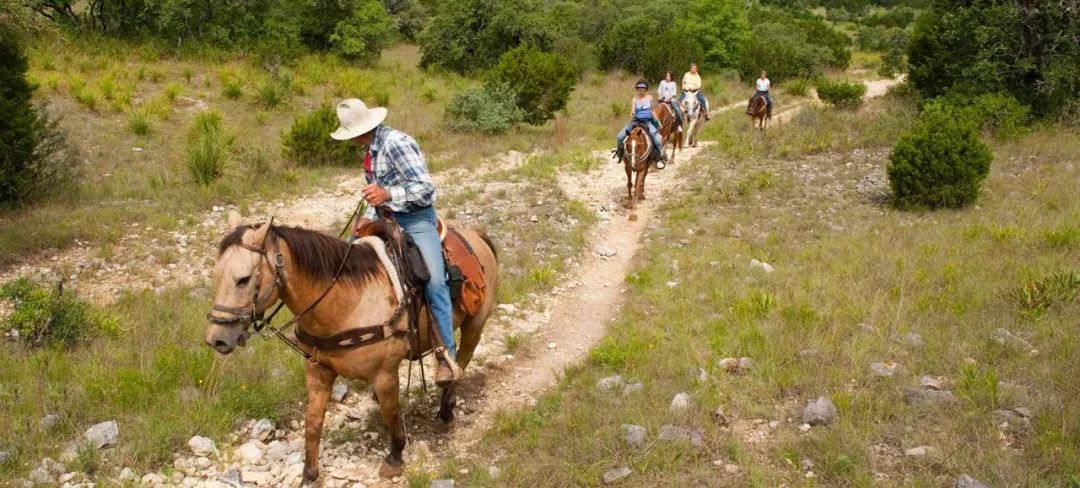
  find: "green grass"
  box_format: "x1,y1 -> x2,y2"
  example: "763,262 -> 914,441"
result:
454,108 -> 1080,486
0,287 -> 304,478
127,105 -> 153,136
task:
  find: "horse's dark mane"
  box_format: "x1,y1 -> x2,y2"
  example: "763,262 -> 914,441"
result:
218,225 -> 385,286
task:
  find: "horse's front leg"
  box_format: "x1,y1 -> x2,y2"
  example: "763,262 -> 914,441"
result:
374,370 -> 407,478
302,363 -> 337,485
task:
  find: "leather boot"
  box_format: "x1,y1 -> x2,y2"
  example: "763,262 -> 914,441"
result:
434,348 -> 461,386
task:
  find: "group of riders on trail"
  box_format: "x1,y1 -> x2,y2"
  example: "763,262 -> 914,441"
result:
203,63 -> 779,482
613,63 -> 773,168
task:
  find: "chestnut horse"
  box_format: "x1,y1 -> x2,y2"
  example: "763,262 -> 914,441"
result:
622,125 -> 652,221
204,212 -> 498,484
653,102 -> 681,163
747,93 -> 771,130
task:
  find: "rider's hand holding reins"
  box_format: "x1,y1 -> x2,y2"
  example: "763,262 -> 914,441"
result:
362,184 -> 390,206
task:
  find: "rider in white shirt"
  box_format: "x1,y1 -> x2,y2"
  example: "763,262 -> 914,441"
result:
755,71 -> 772,114
657,72 -> 683,133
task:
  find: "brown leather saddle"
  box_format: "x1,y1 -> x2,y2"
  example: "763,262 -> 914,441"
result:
356,218 -> 488,316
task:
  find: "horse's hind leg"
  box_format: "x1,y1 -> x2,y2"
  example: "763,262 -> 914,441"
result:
301,364 -> 337,485
374,370 -> 407,478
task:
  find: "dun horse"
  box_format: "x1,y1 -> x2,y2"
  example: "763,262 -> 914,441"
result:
653,101 -> 681,163
621,125 -> 652,221
747,93 -> 771,130
681,91 -> 706,148
204,212 -> 498,484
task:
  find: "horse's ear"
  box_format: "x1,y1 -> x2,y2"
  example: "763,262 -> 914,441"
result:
226,210 -> 242,232
244,220 -> 272,248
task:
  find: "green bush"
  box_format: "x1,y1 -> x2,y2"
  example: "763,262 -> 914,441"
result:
0,278 -> 119,349
0,25 -> 74,207
487,46 -> 576,125
683,0 -> 749,70
281,103 -> 364,167
816,78 -> 867,108
930,92 -> 1030,139
186,110 -> 234,185
908,0 -> 1079,118
330,0 -> 395,64
637,26 -> 705,83
383,0 -> 429,41
887,104 -> 993,209
446,81 -> 524,134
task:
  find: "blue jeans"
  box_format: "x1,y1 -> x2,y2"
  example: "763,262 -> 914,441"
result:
678,91 -> 709,114
616,120 -> 663,156
390,206 -> 456,357
756,90 -> 772,111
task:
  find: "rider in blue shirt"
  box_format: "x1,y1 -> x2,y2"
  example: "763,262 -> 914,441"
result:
615,80 -> 668,169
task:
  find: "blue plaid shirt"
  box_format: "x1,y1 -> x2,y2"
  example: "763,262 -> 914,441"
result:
362,124 -> 436,219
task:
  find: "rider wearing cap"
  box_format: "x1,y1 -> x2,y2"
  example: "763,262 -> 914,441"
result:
615,79 -> 668,169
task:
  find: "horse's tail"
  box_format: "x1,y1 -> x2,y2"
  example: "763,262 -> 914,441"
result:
477,230 -> 498,262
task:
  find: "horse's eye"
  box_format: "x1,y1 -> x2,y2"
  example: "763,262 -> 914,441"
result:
236,276 -> 251,287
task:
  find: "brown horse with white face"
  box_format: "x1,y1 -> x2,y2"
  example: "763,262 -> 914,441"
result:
204,212 -> 498,484
622,126 -> 652,221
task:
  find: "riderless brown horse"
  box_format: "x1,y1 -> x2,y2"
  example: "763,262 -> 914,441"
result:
653,102 -> 682,163
747,93 -> 771,130
622,124 -> 652,221
204,212 -> 498,484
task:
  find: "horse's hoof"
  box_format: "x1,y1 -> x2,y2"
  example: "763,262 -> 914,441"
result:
301,467 -> 320,486
438,408 -> 455,424
629,214 -> 638,221
623,202 -> 633,210
379,461 -> 404,479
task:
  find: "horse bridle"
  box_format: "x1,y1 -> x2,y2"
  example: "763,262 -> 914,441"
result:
207,229 -> 287,332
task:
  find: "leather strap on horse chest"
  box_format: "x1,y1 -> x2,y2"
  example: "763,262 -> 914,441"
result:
293,291 -> 412,352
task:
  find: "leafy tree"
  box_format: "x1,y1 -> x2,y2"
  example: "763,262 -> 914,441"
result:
908,0 -> 1080,117
738,7 -> 851,81
0,24 -> 72,207
682,0 -> 749,70
382,0 -> 429,40
331,0 -> 396,64
417,0 -> 566,74
487,46 -> 576,125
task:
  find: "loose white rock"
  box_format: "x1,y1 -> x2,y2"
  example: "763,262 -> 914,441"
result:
802,397 -> 838,426
621,424 -> 647,447
84,420 -> 119,449
188,436 -> 218,456
332,382 -> 349,403
235,441 -> 265,463
602,466 -> 632,484
596,375 -> 625,391
670,392 -> 692,411
249,419 -> 275,441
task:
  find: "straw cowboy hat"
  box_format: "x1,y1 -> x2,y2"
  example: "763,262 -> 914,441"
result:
330,98 -> 388,141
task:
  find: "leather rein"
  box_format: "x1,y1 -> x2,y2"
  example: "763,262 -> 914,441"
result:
206,218 -> 411,366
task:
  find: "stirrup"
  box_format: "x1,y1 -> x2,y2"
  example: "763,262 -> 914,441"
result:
434,346 -> 462,381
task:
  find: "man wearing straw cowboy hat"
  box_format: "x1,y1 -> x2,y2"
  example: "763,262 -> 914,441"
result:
330,98 -> 460,386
